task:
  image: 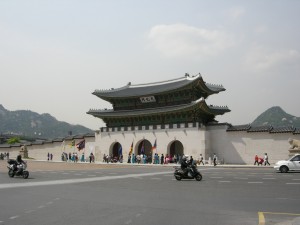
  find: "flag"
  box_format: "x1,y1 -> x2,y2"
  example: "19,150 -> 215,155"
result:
129,142 -> 133,155
76,140 -> 85,151
118,145 -> 122,155
69,140 -> 75,148
152,139 -> 157,151
141,141 -> 145,154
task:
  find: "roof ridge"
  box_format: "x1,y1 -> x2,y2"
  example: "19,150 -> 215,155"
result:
131,73 -> 200,88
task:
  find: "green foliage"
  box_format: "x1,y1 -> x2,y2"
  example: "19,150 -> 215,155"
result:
7,137 -> 20,144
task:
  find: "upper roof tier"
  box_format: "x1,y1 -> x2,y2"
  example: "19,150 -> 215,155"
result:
92,73 -> 225,100
87,98 -> 230,119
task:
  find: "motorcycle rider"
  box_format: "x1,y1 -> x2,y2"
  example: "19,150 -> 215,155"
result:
16,154 -> 25,174
181,155 -> 190,176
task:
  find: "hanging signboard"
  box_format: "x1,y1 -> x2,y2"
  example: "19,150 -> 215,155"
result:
140,96 -> 156,103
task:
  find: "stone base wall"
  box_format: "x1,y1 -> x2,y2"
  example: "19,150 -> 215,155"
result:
0,124 -> 298,164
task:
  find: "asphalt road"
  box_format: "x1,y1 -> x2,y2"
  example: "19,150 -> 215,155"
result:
0,164 -> 299,225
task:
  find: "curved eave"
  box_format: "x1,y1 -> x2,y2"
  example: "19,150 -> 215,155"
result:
92,74 -> 225,100
87,98 -> 230,118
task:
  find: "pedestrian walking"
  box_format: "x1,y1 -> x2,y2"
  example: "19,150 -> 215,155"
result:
213,153 -> 217,166
254,154 -> 259,165
198,154 -> 204,165
264,153 -> 270,166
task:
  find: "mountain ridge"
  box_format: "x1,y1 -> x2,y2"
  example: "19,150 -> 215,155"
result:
251,106 -> 300,127
0,104 -> 94,139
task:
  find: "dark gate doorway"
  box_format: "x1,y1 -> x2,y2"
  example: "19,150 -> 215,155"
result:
111,142 -> 122,158
137,140 -> 152,156
169,140 -> 184,157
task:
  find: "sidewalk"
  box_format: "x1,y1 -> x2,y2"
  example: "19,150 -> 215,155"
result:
29,159 -> 274,169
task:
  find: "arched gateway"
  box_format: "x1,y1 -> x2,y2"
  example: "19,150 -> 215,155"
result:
110,142 -> 122,158
87,73 -> 230,161
136,140 -> 152,156
169,140 -> 184,157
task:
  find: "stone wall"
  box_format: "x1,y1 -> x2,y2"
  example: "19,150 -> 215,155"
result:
207,124 -> 296,164
0,136 -> 96,161
0,124 -> 298,164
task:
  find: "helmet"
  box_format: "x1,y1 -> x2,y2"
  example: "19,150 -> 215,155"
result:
182,155 -> 188,161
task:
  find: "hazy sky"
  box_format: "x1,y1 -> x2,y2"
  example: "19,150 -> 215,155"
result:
1,1 -> 299,130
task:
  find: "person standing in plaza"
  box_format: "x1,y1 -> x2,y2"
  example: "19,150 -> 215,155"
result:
264,153 -> 270,166
254,154 -> 259,165
199,154 -> 204,165
161,154 -> 164,165
213,153 -> 217,166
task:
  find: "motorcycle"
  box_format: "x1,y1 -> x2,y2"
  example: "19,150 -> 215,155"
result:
7,159 -> 29,179
174,164 -> 202,181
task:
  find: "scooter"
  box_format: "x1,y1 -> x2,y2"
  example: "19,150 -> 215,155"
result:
174,164 -> 202,181
7,159 -> 29,179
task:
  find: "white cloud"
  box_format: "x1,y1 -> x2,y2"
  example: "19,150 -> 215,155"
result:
227,6 -> 245,20
147,23 -> 235,58
243,45 -> 300,71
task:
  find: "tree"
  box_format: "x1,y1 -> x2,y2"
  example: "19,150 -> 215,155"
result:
7,137 -> 20,144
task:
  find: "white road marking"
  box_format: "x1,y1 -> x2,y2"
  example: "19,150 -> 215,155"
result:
219,181 -> 231,183
87,175 -> 96,177
210,177 -> 223,179
38,205 -> 45,209
0,171 -> 172,189
286,183 -> 300,185
248,182 -> 263,184
234,177 -> 248,180
9,216 -> 19,220
292,179 -> 300,181
262,178 -> 275,180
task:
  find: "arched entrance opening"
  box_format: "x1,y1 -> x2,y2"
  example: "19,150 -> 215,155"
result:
134,139 -> 152,163
137,139 -> 152,156
169,140 -> 184,158
110,142 -> 122,158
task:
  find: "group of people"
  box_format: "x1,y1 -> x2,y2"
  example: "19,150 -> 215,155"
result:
0,152 -> 9,160
254,153 -> 270,166
59,152 -> 95,163
103,154 -> 123,163
47,152 -> 53,161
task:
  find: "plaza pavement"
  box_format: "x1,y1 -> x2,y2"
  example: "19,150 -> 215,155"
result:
0,159 -> 274,172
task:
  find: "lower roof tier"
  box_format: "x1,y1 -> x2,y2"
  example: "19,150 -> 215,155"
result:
87,98 -> 230,127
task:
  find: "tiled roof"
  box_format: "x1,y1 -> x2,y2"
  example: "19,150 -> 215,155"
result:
294,128 -> 300,134
93,74 -> 225,98
247,125 -> 273,133
227,124 -> 251,132
270,126 -> 296,133
227,124 -> 300,134
88,98 -> 230,118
